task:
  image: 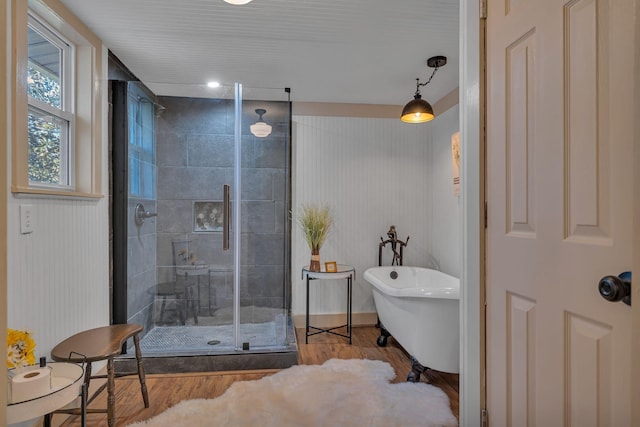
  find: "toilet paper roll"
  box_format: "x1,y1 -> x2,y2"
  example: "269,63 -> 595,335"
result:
11,367 -> 52,402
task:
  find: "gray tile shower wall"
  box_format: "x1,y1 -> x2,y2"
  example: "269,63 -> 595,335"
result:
127,197 -> 157,332
155,96 -> 290,320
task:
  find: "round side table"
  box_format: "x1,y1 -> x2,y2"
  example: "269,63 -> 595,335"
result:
302,264 -> 355,344
8,362 -> 85,426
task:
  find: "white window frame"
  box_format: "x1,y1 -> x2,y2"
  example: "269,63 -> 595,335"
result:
12,0 -> 104,199
27,12 -> 76,190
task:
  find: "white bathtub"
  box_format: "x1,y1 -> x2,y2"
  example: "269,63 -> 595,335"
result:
364,266 -> 459,375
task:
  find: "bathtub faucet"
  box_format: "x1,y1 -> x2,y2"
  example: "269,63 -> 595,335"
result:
379,225 -> 409,266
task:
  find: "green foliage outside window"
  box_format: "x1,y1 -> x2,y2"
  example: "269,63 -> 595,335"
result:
27,66 -> 63,184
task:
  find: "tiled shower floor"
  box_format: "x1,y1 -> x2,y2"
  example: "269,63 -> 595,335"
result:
139,322 -> 284,354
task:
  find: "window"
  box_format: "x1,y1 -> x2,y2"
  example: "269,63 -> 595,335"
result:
12,0 -> 104,198
127,85 -> 156,198
27,15 -> 74,188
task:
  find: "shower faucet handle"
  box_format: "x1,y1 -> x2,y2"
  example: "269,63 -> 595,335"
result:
135,203 -> 157,226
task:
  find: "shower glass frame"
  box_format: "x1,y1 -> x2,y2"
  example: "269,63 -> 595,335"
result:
119,81 -> 293,356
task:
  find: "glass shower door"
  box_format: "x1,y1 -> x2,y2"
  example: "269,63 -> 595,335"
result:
151,86 -> 238,354
237,85 -> 292,351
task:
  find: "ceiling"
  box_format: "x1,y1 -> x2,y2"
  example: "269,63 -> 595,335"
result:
59,0 -> 460,106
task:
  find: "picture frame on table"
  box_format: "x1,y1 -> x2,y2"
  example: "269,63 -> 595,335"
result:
325,261 -> 338,273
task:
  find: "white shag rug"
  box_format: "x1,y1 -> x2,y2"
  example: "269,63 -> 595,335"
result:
128,358 -> 457,427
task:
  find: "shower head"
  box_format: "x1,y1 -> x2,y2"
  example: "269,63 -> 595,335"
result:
135,95 -> 166,117
154,104 -> 167,117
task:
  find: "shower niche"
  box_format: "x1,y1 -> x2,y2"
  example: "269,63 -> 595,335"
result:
111,77 -> 296,373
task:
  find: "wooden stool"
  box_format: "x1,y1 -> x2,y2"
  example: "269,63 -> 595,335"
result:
154,281 -> 187,325
154,281 -> 199,325
50,324 -> 149,427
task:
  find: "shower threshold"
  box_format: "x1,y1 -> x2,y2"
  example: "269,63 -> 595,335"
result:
115,317 -> 298,374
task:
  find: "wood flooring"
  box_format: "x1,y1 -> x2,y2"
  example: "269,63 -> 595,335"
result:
50,326 -> 459,426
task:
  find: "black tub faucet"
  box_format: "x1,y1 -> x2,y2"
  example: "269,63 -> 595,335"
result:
379,225 -> 409,266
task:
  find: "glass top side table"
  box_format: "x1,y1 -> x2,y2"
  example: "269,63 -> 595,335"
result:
7,362 -> 85,426
302,264 -> 355,344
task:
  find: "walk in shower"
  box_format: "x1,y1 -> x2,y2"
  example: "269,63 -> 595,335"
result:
111,76 -> 296,371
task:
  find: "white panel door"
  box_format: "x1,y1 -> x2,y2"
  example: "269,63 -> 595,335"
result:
486,0 -> 637,425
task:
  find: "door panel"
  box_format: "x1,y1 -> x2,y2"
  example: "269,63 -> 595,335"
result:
486,0 -> 636,425
506,293 -> 536,426
505,29 -> 536,237
565,313 -> 613,426
564,0 -> 611,242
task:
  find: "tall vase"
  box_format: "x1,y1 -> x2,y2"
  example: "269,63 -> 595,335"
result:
310,247 -> 321,272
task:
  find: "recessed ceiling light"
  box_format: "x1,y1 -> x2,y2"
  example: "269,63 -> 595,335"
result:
224,0 -> 253,4
207,81 -> 221,88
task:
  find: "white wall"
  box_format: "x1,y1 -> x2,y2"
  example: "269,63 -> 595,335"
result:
6,47 -> 110,360
291,108 -> 460,319
429,105 -> 461,278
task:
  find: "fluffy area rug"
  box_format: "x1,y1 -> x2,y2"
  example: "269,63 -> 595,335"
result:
128,358 -> 457,427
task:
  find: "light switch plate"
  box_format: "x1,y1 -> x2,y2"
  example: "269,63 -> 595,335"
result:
20,205 -> 34,234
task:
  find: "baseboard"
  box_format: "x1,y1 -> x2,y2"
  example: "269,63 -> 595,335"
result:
292,312 -> 378,329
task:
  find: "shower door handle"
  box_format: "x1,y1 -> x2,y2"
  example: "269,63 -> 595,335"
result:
223,184 -> 230,251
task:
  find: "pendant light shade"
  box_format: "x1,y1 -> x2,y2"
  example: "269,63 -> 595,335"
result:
250,109 -> 272,137
400,95 -> 434,123
224,0 -> 253,4
400,56 -> 446,124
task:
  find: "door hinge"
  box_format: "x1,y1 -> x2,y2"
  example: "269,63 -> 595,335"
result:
480,0 -> 488,19
482,408 -> 488,427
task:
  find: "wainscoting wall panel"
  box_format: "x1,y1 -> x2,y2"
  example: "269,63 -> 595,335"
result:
292,108 -> 460,320
7,198 -> 110,359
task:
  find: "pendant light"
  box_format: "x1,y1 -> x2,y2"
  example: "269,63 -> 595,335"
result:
400,56 -> 447,123
224,0 -> 253,4
250,109 -> 272,138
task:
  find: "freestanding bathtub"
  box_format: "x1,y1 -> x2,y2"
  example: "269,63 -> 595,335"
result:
364,266 -> 460,379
